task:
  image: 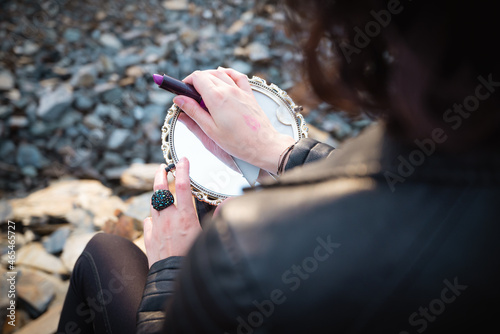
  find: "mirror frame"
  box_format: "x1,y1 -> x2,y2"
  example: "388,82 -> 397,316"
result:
161,75 -> 309,205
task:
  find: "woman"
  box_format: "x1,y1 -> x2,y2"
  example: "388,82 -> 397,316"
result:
58,0 -> 500,333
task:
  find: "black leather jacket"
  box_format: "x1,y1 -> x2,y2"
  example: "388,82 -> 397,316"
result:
136,122 -> 500,333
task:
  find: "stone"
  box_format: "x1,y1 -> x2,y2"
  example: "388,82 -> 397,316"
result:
65,207 -> 94,232
149,90 -> 174,105
74,93 -> 94,111
180,28 -> 199,46
0,70 -> 14,90
102,213 -> 141,240
0,199 -> 13,222
0,105 -> 12,118
30,120 -> 50,136
21,166 -> 38,177
228,60 -> 252,75
83,113 -> 104,129
120,115 -> 136,128
143,44 -> 169,63
7,88 -> 21,101
132,106 -> 145,120
99,33 -> 123,49
0,140 -> 16,164
14,302 -> 63,334
63,27 -> 81,42
9,115 -> 29,128
102,151 -> 127,168
142,104 -> 165,124
37,85 -> 74,121
107,128 -> 131,150
125,191 -> 154,221
121,28 -> 147,41
247,42 -> 271,62
8,179 -> 127,227
14,40 -> 39,55
114,52 -> 143,69
58,111 -> 82,129
104,166 -> 128,180
102,87 -> 123,104
94,103 -> 121,122
142,121 -> 161,144
162,0 -> 189,11
120,163 -> 167,191
94,83 -> 122,105
42,226 -> 72,254
12,242 -> 68,275
70,63 -> 97,88
133,235 -> 147,254
126,65 -> 145,78
16,143 -> 43,168
17,268 -> 56,316
98,54 -> 115,73
61,232 -> 98,272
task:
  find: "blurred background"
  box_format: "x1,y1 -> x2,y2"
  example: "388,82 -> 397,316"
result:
0,0 -> 372,332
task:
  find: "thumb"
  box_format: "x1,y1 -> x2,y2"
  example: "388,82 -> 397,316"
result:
174,96 -> 215,136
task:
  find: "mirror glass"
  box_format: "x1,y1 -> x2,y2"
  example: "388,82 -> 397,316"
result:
162,77 -> 308,205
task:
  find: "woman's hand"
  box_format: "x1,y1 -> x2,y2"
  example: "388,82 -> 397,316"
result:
143,158 -> 202,268
173,67 -> 295,174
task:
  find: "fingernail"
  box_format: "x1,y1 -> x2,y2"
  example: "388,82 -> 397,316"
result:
165,163 -> 175,173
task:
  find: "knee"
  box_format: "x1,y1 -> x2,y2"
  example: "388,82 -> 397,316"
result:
85,233 -> 130,253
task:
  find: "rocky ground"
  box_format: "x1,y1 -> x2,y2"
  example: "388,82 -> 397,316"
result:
0,0 -> 373,333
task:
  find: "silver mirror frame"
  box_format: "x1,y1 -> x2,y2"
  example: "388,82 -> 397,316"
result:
161,75 -> 308,205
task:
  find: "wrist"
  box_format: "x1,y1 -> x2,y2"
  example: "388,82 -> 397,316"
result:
257,134 -> 296,174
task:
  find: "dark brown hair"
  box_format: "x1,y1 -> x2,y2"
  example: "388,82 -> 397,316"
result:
283,0 -> 500,151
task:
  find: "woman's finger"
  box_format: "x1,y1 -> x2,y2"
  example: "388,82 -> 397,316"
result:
143,217 -> 153,245
182,70 -> 219,87
210,69 -> 238,87
173,96 -> 216,138
142,216 -> 155,267
153,163 -> 169,191
217,67 -> 252,92
173,157 -> 194,211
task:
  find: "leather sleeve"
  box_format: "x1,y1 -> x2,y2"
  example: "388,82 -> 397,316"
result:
136,256 -> 184,334
159,219 -> 267,333
285,138 -> 335,171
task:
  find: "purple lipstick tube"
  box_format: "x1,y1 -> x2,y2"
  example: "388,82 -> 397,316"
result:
153,74 -> 207,110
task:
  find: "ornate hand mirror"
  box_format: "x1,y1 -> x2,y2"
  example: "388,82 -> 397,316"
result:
161,76 -> 308,205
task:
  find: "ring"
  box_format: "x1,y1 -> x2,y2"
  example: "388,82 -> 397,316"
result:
151,189 -> 175,211
165,163 -> 176,174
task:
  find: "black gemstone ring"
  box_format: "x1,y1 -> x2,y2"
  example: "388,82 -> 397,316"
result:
151,189 -> 175,211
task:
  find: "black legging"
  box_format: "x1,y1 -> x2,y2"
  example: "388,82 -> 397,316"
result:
57,200 -> 215,334
57,233 -> 149,334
